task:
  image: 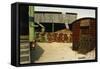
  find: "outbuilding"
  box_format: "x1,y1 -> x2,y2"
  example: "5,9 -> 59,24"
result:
71,18 -> 96,54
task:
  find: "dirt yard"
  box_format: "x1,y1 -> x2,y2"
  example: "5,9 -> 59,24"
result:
33,42 -> 95,63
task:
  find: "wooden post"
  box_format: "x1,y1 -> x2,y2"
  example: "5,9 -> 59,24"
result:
29,6 -> 35,42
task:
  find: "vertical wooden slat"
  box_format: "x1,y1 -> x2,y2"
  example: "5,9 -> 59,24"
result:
72,21 -> 80,50
66,13 -> 77,24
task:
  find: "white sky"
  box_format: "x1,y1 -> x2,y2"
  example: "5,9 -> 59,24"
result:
34,6 -> 95,19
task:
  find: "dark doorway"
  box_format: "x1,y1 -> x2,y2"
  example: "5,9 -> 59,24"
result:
19,5 -> 29,35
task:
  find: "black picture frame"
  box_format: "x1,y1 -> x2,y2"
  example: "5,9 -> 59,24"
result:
11,2 -> 98,67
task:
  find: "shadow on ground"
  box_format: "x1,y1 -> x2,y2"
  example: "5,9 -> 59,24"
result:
30,44 -> 44,63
